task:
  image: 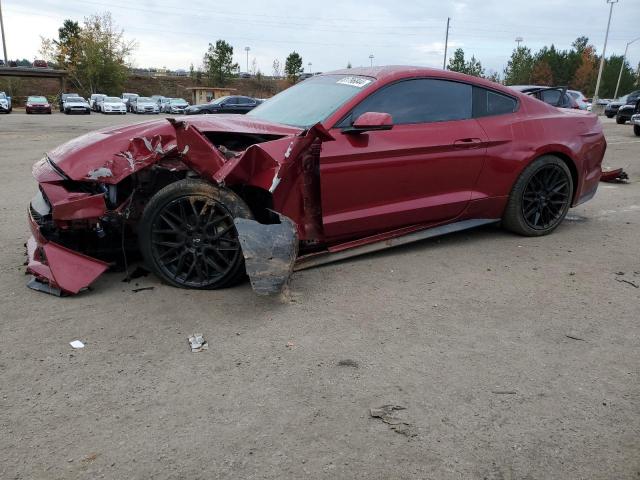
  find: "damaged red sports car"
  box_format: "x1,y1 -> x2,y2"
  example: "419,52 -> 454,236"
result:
26,66 -> 606,296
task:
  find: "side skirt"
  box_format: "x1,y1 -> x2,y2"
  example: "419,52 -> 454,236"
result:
294,218 -> 499,271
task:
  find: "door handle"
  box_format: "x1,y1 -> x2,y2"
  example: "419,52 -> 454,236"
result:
453,138 -> 483,148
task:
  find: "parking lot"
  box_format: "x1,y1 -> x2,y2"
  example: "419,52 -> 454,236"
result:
1,111 -> 639,479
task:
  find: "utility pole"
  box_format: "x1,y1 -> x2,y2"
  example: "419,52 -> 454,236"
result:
0,0 -> 8,65
515,37 -> 524,48
592,0 -> 619,114
614,36 -> 640,99
244,46 -> 250,73
443,17 -> 450,69
369,54 -> 374,67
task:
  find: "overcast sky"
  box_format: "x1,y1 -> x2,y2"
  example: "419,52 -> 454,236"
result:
3,0 -> 640,76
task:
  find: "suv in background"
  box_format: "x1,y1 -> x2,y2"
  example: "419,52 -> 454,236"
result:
121,93 -> 139,112
615,90 -> 640,124
567,90 -> 590,110
508,85 -> 579,109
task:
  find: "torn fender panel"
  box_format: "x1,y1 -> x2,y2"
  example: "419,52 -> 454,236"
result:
26,236 -> 109,295
600,168 -> 629,183
39,183 -> 107,221
234,214 -> 299,295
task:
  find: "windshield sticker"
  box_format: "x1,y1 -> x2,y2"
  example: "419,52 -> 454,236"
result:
337,77 -> 372,88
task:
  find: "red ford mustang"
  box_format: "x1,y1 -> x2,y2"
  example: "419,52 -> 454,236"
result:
26,66 -> 606,296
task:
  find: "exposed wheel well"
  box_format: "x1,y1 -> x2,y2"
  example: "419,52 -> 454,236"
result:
231,185 -> 280,224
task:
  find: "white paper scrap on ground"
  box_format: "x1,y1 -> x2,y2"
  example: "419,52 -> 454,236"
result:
70,340 -> 85,349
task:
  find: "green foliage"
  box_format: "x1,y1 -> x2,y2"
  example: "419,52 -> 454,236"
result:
447,48 -> 484,77
503,46 -> 534,85
203,40 -> 239,86
40,13 -> 135,95
285,52 -> 303,82
598,55 -> 635,98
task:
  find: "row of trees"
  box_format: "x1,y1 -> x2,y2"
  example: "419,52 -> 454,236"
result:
199,39 -> 306,86
448,36 -> 639,98
40,13 -> 135,95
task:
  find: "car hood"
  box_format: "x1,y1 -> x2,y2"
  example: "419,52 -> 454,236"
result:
46,115 -> 303,184
103,102 -> 125,107
65,101 -> 88,107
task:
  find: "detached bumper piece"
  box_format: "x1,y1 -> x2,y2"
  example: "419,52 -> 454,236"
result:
26,236 -> 110,296
234,213 -> 299,295
600,168 -> 629,183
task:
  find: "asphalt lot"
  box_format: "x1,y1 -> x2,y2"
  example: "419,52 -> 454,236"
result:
1,111 -> 639,480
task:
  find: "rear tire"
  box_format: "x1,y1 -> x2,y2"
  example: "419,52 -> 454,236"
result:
616,116 -> 626,124
606,114 -> 614,118
502,155 -> 573,237
635,125 -> 640,137
139,179 -> 253,290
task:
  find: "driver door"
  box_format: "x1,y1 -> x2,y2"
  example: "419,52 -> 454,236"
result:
319,78 -> 488,241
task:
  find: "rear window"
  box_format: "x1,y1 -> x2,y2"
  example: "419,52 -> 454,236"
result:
473,87 -> 517,117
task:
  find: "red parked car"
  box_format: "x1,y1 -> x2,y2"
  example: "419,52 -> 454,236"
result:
33,59 -> 48,68
25,95 -> 52,114
26,66 -> 606,296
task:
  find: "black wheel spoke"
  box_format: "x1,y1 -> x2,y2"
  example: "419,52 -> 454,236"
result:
150,195 -> 241,288
521,164 -> 570,230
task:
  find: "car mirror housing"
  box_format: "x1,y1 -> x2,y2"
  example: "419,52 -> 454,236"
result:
343,112 -> 393,134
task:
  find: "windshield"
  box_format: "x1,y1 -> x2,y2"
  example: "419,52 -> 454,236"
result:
105,97 -> 120,102
171,98 -> 187,104
0,93 -> 6,99
28,96 -> 47,102
137,97 -> 152,102
209,96 -> 229,105
67,97 -> 84,102
247,74 -> 374,127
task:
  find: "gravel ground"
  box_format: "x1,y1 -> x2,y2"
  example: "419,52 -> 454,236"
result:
1,111 -> 639,480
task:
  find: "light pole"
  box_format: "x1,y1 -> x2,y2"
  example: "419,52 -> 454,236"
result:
369,54 -> 374,67
308,62 -> 312,74
515,36 -> 524,48
0,0 -> 8,65
592,0 -> 619,114
244,46 -> 250,73
443,17 -> 450,69
614,36 -> 640,99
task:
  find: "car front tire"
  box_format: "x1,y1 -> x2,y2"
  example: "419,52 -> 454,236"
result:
139,179 -> 253,290
502,155 -> 573,237
634,125 -> 640,137
616,116 -> 626,124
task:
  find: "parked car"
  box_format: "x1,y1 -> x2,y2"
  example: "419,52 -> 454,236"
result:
133,97 -> 160,114
89,94 -> 107,111
33,59 -> 48,68
567,90 -> 590,110
632,112 -> 640,136
605,95 -> 630,118
0,91 -> 12,113
8,60 -> 17,67
59,93 -> 79,111
0,60 -> 4,66
25,66 -> 606,297
185,95 -> 259,115
162,97 -> 189,114
62,96 -> 91,114
158,97 -> 171,111
614,90 -> 640,124
508,85 -> 579,109
100,96 -> 127,114
25,96 -> 52,114
121,93 -> 139,112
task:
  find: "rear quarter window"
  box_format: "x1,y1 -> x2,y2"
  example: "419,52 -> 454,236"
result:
473,87 -> 517,117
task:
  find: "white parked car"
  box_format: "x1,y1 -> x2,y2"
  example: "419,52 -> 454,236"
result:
133,97 -> 160,114
567,90 -> 590,110
89,93 -> 106,111
62,96 -> 91,114
101,96 -> 127,114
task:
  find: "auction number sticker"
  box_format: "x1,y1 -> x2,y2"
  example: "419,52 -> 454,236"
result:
337,77 -> 372,88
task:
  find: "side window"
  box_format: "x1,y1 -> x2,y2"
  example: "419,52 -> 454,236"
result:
473,87 -> 517,117
341,78 -> 472,126
226,97 -> 238,105
540,90 -> 561,106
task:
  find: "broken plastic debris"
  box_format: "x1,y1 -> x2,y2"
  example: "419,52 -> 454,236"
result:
188,334 -> 208,352
70,340 -> 85,349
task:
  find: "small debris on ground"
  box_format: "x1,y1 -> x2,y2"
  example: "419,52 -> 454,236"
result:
286,341 -> 296,349
69,340 -> 85,349
491,390 -> 517,395
566,334 -> 585,341
337,359 -> 359,368
131,286 -> 154,293
615,278 -> 639,288
188,334 -> 208,353
122,266 -> 150,283
370,405 -> 417,437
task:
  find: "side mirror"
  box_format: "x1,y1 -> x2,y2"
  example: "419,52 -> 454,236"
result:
343,112 -> 393,134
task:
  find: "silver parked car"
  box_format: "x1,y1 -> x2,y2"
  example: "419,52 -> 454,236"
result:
89,93 -> 107,111
162,97 -> 189,114
121,92 -> 139,112
100,96 -> 127,114
62,96 -> 91,114
133,96 -> 160,114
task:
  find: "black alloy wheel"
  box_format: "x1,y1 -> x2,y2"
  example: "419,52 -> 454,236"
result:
521,164 -> 571,230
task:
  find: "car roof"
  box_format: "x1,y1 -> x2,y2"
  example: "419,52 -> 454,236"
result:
324,65 -> 520,96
